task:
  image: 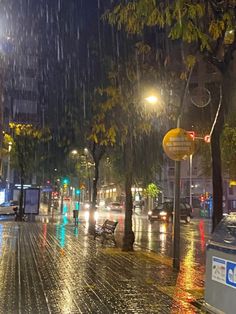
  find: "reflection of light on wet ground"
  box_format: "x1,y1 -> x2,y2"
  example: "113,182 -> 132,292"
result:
40,217 -> 50,224
63,203 -> 68,215
42,223 -> 47,247
84,210 -> 99,222
74,226 -> 79,237
159,223 -> 167,254
55,214 -> 69,248
199,220 -> 205,253
133,215 -> 143,244
181,232 -> 195,290
147,222 -> 152,250
171,231 -> 198,312
58,289 -> 75,313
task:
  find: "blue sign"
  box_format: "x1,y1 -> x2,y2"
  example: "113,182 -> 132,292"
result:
226,260 -> 236,289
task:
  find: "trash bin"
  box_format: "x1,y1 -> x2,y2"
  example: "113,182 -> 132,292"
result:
205,213 -> 236,314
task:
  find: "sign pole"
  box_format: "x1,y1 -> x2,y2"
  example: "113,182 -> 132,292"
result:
162,126 -> 195,271
173,117 -> 181,271
173,160 -> 181,270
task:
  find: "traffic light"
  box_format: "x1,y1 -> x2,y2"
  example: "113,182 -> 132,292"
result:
187,131 -> 195,140
200,195 -> 205,202
62,178 -> 69,185
75,189 -> 81,195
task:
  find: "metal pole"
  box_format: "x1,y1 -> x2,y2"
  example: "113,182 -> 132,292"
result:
6,142 -> 12,201
189,154 -> 193,206
172,67 -> 194,271
173,159 -> 181,270
88,165 -> 91,203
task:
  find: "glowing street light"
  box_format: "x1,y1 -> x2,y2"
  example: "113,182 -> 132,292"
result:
71,149 -> 78,155
145,95 -> 159,105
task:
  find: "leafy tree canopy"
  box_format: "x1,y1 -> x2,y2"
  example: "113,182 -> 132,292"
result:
105,0 -> 236,73
144,182 -> 161,198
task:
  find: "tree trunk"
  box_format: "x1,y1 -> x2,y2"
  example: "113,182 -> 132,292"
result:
88,143 -> 105,235
88,160 -> 98,235
211,71 -> 232,231
122,139 -> 135,251
19,174 -> 24,220
92,161 -> 99,208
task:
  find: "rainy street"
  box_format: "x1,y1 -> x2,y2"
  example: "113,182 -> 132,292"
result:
0,202 -> 209,313
0,0 -> 235,313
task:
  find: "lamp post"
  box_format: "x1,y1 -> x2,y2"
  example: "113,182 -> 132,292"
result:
146,67 -> 194,271
172,69 -> 194,271
189,154 -> 193,207
84,148 -> 91,203
6,141 -> 12,201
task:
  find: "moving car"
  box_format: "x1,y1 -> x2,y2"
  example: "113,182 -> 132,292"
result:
106,202 -> 123,212
0,201 -> 18,215
148,201 -> 193,223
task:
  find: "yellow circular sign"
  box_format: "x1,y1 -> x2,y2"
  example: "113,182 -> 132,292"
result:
162,128 -> 195,161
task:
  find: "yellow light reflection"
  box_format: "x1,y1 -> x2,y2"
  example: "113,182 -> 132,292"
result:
171,231 -> 199,312
159,223 -> 167,254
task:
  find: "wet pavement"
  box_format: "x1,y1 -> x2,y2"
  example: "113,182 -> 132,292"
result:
0,204 -> 211,313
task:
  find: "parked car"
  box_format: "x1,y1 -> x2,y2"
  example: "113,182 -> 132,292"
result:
0,201 -> 18,215
106,202 -> 123,212
148,201 -> 193,223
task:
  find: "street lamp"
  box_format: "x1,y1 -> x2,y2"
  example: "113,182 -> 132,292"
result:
6,141 -> 12,201
145,95 -> 159,105
84,148 -> 91,202
71,149 -> 78,156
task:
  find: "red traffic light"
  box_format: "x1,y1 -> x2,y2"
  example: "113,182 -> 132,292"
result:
200,195 -> 205,202
204,135 -> 211,143
187,131 -> 195,140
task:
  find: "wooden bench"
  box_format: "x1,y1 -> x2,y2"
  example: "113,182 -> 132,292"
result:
94,219 -> 118,245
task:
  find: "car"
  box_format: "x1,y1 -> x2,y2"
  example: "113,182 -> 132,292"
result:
106,202 -> 123,212
0,200 -> 18,215
148,201 -> 193,223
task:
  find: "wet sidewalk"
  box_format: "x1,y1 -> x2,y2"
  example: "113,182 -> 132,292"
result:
0,220 -> 207,313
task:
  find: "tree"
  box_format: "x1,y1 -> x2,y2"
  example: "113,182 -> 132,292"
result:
145,183 -> 161,199
9,123 -> 50,219
95,52 -> 163,250
105,0 -> 236,230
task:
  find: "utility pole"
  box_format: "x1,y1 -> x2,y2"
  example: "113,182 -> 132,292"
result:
6,142 -> 12,201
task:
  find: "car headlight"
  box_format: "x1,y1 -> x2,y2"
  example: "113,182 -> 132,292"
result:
159,211 -> 167,216
85,203 -> 90,209
148,211 -> 152,215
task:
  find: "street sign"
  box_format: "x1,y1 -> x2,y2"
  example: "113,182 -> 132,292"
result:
162,128 -> 195,161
